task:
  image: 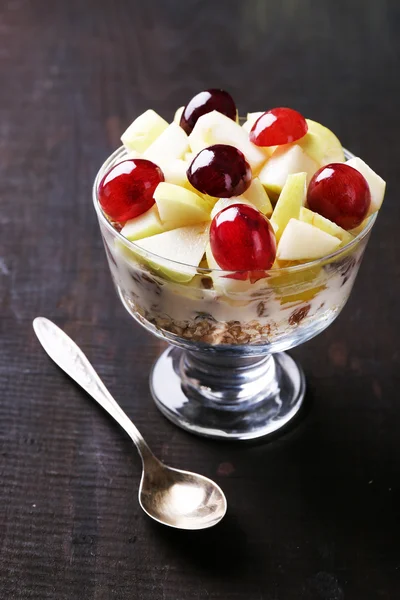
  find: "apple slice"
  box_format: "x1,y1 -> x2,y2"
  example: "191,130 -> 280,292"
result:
205,243 -> 256,294
298,119 -> 345,165
121,110 -> 169,153
134,224 -> 209,282
143,122 -> 189,164
188,110 -> 272,174
346,157 -> 386,215
154,182 -> 213,227
122,149 -> 142,160
160,159 -> 190,187
115,149 -> 142,166
121,205 -> 166,241
349,218 -> 370,236
271,172 -> 307,241
258,144 -> 319,196
209,181 -> 273,220
210,197 -> 253,220
277,218 -> 341,261
241,111 -> 264,133
241,177 -> 273,216
299,207 -> 354,245
158,157 -> 205,192
174,106 -> 184,125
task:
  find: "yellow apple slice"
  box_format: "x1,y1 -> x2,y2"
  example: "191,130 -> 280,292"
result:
161,159 -> 190,187
174,106 -> 184,125
185,151 -> 196,162
271,172 -> 307,241
188,110 -> 272,174
121,110 -> 169,153
258,145 -> 319,196
121,205 -> 167,241
154,182 -> 212,227
205,244 -> 256,294
349,218 -> 370,236
299,207 -> 354,245
277,219 -> 341,261
122,150 -> 141,160
210,197 -> 253,220
157,156 -> 205,194
346,157 -> 386,215
133,224 -> 209,282
143,122 -> 189,164
241,178 -> 273,216
298,119 -> 345,165
241,111 -> 264,133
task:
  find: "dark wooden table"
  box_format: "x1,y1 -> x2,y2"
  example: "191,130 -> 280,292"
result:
1,1 -> 399,598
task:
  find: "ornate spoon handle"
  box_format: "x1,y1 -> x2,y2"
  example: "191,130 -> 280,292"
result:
33,317 -> 153,461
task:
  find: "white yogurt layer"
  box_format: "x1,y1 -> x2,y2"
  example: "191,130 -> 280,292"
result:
103,232 -> 362,344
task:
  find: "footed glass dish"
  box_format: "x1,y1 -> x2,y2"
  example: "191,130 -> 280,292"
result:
93,147 -> 376,440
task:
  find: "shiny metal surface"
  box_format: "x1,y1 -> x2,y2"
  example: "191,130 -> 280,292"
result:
32,317 -> 227,530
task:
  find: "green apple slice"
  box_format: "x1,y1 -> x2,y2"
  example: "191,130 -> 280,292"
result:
133,224 -> 209,282
121,110 -> 169,153
121,205 -> 166,241
271,172 -> 307,241
298,119 -> 345,165
154,182 -> 213,227
258,145 -> 319,196
346,157 -> 386,215
174,106 -> 184,125
277,219 -> 341,261
241,178 -> 273,216
299,207 -> 354,245
143,122 -> 189,164
188,110 -> 272,174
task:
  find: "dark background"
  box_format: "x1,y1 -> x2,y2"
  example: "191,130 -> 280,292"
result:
1,1 -> 399,598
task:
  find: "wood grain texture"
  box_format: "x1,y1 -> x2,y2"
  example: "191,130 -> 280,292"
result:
1,0 -> 399,598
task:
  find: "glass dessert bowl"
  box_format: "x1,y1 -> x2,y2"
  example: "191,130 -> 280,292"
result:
92,90 -> 385,440
93,146 -> 377,440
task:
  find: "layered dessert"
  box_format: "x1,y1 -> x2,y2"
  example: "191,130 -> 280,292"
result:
94,89 -> 385,349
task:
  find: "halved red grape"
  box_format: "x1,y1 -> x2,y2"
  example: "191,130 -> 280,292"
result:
250,107 -> 308,147
210,204 -> 276,273
99,159 -> 164,222
187,144 -> 252,198
307,163 -> 371,230
180,89 -> 236,134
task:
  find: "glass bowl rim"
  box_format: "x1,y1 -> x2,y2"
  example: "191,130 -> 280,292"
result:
92,145 -> 377,275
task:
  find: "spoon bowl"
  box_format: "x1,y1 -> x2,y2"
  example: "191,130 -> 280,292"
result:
139,461 -> 227,530
33,317 -> 227,530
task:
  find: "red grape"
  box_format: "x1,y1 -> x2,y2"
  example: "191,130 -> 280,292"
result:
210,204 -> 276,274
99,159 -> 164,222
307,163 -> 371,230
187,144 -> 252,198
250,107 -> 308,147
180,89 -> 237,134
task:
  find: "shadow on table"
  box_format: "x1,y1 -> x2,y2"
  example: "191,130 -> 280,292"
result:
145,510 -> 252,575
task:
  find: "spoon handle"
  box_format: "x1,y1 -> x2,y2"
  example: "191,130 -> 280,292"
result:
33,317 -> 153,462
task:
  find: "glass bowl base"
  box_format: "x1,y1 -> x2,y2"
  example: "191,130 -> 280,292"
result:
150,346 -> 306,441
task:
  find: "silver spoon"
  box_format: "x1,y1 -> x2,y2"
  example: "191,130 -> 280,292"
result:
33,317 -> 227,530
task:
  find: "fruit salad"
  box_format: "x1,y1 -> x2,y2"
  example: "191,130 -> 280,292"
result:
95,89 -> 385,348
